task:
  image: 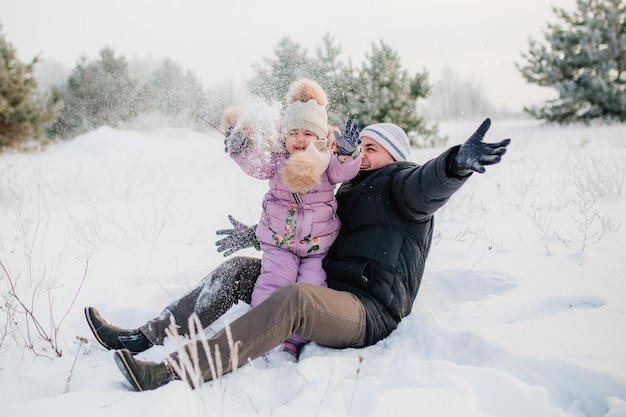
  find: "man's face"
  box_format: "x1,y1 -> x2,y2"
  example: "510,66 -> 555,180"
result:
359,136 -> 395,170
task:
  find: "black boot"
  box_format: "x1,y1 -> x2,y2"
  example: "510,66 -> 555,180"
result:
85,307 -> 152,354
114,349 -> 176,391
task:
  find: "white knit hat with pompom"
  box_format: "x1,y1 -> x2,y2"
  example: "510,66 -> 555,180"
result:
282,79 -> 328,139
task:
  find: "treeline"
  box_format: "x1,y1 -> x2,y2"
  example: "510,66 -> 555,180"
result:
46,50 -> 211,139
1,29 -> 450,150
3,0 -> 623,150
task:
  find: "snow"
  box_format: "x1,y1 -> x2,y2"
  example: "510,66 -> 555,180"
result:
1,119 -> 625,417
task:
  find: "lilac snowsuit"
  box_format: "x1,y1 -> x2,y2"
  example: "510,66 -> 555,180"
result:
231,141 -> 361,346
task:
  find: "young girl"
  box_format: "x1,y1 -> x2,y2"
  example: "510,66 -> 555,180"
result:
222,78 -> 362,358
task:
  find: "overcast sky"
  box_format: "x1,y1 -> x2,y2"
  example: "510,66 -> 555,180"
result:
4,0 -> 577,111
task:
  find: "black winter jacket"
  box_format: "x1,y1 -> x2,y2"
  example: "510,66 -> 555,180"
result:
324,146 -> 468,345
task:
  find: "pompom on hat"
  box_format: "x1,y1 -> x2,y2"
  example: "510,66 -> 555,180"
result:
282,79 -> 329,139
359,123 -> 411,161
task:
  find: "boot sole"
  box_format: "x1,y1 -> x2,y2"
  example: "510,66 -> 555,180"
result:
84,307 -> 114,351
114,350 -> 143,391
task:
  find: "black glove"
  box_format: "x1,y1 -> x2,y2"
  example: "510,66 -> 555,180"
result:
215,215 -> 260,257
333,119 -> 361,156
454,118 -> 511,176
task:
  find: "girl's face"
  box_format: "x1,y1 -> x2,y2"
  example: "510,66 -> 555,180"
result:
285,129 -> 319,154
359,136 -> 395,170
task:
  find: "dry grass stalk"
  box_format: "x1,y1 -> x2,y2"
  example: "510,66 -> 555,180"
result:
165,313 -> 234,388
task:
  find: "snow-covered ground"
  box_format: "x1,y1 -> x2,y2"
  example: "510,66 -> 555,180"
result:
1,119 -> 625,417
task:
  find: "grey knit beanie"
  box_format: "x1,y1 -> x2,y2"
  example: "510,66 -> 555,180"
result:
283,79 -> 328,139
359,123 -> 411,161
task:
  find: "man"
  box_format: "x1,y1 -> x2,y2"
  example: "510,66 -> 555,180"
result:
85,118 -> 510,391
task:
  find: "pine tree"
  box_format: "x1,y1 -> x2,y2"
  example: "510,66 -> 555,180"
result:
517,0 -> 626,123
148,58 -> 207,128
307,34 -> 357,126
247,36 -> 443,147
248,37 -> 309,104
348,41 -> 438,146
0,25 -> 59,149
48,47 -> 144,138
248,35 -> 357,125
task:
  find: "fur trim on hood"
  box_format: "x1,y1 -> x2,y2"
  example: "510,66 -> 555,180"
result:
281,138 -> 330,193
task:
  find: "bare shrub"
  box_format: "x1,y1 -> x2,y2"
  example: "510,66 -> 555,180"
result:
0,258 -> 88,358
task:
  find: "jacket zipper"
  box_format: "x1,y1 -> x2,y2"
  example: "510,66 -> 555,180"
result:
292,192 -> 303,254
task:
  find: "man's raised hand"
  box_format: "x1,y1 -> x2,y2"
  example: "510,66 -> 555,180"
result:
454,118 -> 511,176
